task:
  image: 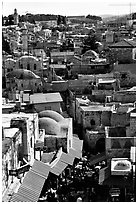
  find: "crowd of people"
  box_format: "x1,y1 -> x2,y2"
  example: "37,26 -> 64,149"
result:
38,156 -> 107,202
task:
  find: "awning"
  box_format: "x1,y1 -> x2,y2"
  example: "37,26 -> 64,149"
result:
72,137 -> 83,153
60,152 -> 74,165
31,160 -> 50,178
10,193 -> 33,202
69,148 -> 82,159
10,169 -> 46,202
50,160 -> 68,176
89,152 -> 107,166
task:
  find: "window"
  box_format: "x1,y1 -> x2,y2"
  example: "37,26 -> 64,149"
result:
34,64 -> 36,70
27,64 -> 30,70
35,83 -> 37,86
21,84 -> 23,87
20,64 -> 23,69
90,119 -> 95,126
30,137 -> 33,148
121,73 -> 127,79
7,68 -> 10,72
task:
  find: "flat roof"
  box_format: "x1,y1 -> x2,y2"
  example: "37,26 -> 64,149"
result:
4,127 -> 20,138
2,113 -> 38,127
30,92 -> 63,104
80,105 -> 112,112
98,79 -> 116,84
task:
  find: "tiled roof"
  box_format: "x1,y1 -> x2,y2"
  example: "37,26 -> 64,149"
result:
109,40 -> 136,48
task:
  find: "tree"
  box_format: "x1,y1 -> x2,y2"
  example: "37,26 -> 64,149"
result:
57,15 -> 62,25
86,14 -> 102,21
8,15 -> 14,25
2,34 -> 11,54
82,30 -> 99,54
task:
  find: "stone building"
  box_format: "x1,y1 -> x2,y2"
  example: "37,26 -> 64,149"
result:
15,55 -> 43,76
2,113 -> 39,165
2,127 -> 22,196
30,92 -> 63,113
37,110 -> 73,155
109,39 -> 136,64
105,126 -> 136,158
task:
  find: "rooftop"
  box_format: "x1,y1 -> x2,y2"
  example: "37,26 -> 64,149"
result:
3,127 -> 20,139
98,79 -> 116,84
80,105 -> 112,112
109,39 -> 136,48
30,92 -> 63,104
51,51 -> 74,57
2,113 -> 38,127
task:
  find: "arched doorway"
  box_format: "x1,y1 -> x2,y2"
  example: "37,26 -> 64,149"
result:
96,138 -> 105,153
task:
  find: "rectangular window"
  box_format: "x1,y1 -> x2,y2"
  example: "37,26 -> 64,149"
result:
27,64 -> 30,70
34,64 -> 37,70
30,137 -> 33,148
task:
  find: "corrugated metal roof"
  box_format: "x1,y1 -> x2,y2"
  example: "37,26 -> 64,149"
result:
50,160 -> 68,176
60,152 -> 74,165
11,193 -> 33,202
17,185 -> 40,202
22,169 -> 45,192
69,148 -> 82,159
41,152 -> 55,163
31,160 -> 50,178
11,169 -> 46,202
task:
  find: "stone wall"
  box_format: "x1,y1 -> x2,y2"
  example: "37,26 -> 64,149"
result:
82,110 -> 111,129
110,48 -> 133,64
82,111 -> 101,128
106,137 -> 136,158
111,112 -> 130,127
34,102 -> 62,113
44,136 -> 67,153
85,129 -> 105,150
113,91 -> 136,103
